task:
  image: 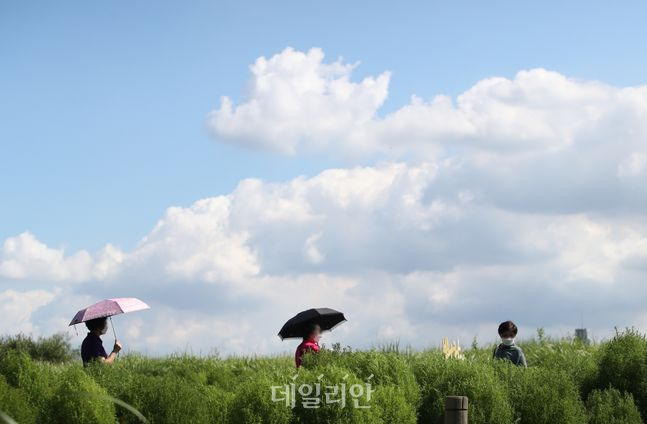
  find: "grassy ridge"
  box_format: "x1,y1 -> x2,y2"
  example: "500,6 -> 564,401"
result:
0,330 -> 646,423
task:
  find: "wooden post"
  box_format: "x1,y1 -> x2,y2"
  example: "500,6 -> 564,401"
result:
444,396 -> 468,424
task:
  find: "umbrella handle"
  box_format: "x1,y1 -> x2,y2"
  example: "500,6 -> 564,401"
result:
109,316 -> 119,356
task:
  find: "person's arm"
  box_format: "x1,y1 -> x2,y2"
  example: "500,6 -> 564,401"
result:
100,341 -> 122,364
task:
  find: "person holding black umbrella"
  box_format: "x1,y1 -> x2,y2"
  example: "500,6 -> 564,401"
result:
295,323 -> 321,368
278,307 -> 347,368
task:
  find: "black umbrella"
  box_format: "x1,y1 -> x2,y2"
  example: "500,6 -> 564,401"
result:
278,307 -> 347,340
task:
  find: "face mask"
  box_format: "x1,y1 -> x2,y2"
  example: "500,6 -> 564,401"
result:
100,326 -> 108,335
501,337 -> 515,346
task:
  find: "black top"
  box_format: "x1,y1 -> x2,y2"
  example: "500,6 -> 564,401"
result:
81,332 -> 107,366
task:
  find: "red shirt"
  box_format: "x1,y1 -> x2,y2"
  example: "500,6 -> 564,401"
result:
295,338 -> 320,368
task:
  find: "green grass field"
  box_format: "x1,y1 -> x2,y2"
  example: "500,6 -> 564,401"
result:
1,329 -> 646,423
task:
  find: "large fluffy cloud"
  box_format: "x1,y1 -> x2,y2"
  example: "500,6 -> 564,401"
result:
3,48 -> 647,355
208,47 -> 390,156
2,162 -> 647,354
0,232 -> 123,282
208,47 -> 647,161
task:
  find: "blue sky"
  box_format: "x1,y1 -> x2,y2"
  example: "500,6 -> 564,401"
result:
3,0 -> 647,252
2,1 -> 647,354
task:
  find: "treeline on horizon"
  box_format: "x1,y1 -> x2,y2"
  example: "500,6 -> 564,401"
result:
0,329 -> 646,423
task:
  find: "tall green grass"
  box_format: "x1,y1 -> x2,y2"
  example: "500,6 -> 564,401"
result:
0,329 -> 646,423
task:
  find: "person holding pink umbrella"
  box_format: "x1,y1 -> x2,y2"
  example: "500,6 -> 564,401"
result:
69,297 -> 150,366
81,317 -> 122,366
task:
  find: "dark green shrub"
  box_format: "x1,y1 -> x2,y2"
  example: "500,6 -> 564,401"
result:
290,365 -> 379,424
228,371 -> 294,424
0,333 -> 74,363
0,350 -> 32,388
205,385 -> 236,424
306,350 -> 420,411
595,329 -> 647,419
0,349 -> 55,414
128,355 -> 210,384
84,360 -> 149,423
521,337 -> 598,394
0,375 -> 37,424
47,367 -> 116,424
412,353 -> 513,424
371,384 -> 417,423
119,374 -> 212,424
5,335 -> 647,423
586,388 -> 642,424
88,355 -> 287,423
496,363 -> 587,424
205,360 -> 240,387
87,356 -> 146,390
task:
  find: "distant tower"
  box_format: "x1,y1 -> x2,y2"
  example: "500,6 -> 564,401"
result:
575,328 -> 589,344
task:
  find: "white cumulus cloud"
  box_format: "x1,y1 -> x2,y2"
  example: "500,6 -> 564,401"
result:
208,47 -> 390,156
208,48 -> 647,161
0,232 -> 122,282
0,289 -> 57,334
2,161 -> 647,354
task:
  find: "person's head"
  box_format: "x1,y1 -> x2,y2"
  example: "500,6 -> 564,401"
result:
85,317 -> 108,335
304,323 -> 321,342
498,320 -> 518,346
